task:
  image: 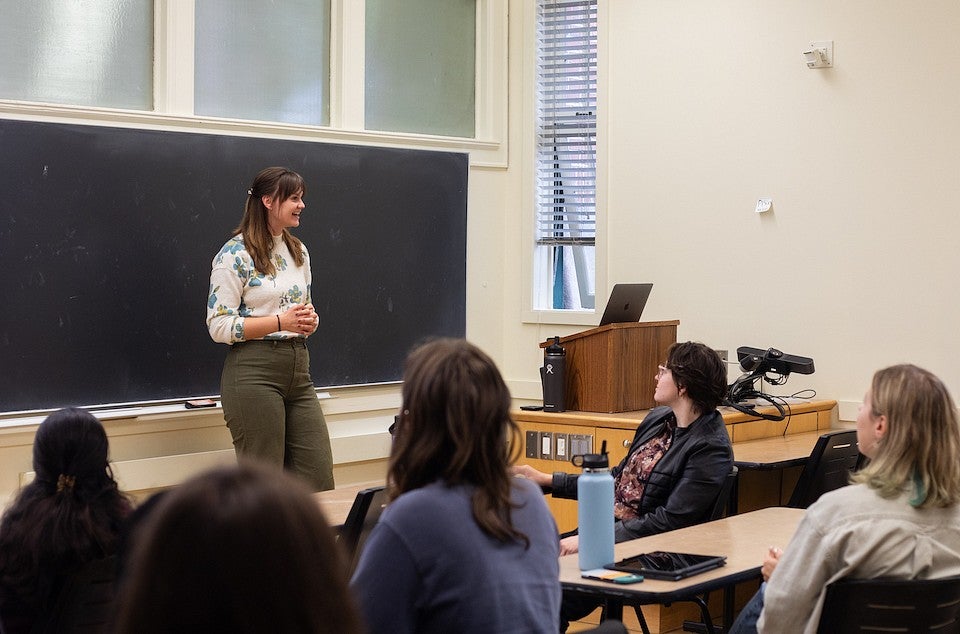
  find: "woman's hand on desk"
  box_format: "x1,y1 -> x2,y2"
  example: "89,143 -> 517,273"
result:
762,546 -> 783,581
510,464 -> 551,487
559,535 -> 579,556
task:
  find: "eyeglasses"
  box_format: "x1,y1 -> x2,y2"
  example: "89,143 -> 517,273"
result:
656,364 -> 670,379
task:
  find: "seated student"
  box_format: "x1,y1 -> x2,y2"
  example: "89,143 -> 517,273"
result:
513,341 -> 733,630
350,338 -> 562,634
113,462 -> 363,634
513,341 -> 733,547
729,364 -> 960,634
0,407 -> 133,634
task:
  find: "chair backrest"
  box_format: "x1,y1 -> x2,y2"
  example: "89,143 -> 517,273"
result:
817,575 -> 960,633
707,465 -> 739,521
788,429 -> 860,508
338,486 -> 388,573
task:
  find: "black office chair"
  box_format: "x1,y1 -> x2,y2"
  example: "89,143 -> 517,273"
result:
600,466 -> 740,634
680,465 -> 740,634
707,465 -> 739,523
338,485 -> 388,573
816,575 -> 960,633
787,429 -> 860,509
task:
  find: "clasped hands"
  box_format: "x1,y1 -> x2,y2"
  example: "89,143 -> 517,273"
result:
282,303 -> 319,335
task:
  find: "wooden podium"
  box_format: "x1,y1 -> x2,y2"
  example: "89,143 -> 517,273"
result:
540,320 -> 679,413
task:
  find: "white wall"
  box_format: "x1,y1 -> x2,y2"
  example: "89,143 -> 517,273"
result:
498,0 -> 960,421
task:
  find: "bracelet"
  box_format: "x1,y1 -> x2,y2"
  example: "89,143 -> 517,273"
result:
277,315 -> 281,332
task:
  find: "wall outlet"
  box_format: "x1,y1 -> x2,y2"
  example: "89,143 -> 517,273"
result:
539,431 -> 553,460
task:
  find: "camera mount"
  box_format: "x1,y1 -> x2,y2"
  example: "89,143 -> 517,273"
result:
725,346 -> 815,421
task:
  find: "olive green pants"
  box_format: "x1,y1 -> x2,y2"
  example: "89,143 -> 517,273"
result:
221,338 -> 334,491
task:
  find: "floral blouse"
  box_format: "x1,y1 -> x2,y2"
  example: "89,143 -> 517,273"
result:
206,234 -> 313,344
613,416 -> 676,520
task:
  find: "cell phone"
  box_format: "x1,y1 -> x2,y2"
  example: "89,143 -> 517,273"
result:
581,568 -> 644,584
519,405 -> 544,411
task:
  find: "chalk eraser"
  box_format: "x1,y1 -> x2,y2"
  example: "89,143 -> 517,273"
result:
185,399 -> 217,409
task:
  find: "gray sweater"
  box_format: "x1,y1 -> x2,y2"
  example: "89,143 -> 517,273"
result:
351,478 -> 561,634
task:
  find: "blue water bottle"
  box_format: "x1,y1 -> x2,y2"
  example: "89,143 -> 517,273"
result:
573,440 -> 614,570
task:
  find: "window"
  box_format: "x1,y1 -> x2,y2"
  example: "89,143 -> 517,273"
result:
0,0 -> 153,110
0,2 -> 505,163
534,0 -> 597,310
365,0 -> 476,137
195,1 -> 331,126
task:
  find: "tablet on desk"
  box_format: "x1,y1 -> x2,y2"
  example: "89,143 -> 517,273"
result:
605,551 -> 726,581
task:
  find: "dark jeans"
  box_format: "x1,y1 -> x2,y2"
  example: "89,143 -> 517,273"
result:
728,582 -> 765,634
560,593 -> 603,632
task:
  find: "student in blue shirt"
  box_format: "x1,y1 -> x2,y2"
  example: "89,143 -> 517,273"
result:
351,338 -> 562,634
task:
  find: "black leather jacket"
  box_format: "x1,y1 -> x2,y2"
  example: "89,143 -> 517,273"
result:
551,406 -> 733,541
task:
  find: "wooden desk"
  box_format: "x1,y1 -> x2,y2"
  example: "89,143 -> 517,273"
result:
513,399 -> 837,529
560,507 -> 805,630
314,482 -> 382,528
733,430 -> 824,470
514,398 -> 837,436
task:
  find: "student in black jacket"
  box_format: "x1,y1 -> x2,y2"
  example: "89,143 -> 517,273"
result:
515,341 -> 733,547
513,341 -> 733,630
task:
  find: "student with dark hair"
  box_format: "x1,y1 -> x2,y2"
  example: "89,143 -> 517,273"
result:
206,166 -> 334,491
514,341 -> 733,630
515,341 -> 733,546
0,408 -> 133,633
730,364 -> 960,634
113,462 -> 362,634
350,338 -> 562,634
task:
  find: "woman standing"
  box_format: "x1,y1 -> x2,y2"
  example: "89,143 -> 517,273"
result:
207,167 -> 334,491
350,339 -> 562,633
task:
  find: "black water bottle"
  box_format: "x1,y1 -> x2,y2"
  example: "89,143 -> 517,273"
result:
541,336 -> 566,412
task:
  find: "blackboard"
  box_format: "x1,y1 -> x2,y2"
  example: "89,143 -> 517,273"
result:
0,119 -> 467,413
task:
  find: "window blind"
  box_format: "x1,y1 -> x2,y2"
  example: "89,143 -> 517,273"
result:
535,0 -> 597,247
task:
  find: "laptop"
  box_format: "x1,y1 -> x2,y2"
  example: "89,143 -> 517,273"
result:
598,283 -> 653,326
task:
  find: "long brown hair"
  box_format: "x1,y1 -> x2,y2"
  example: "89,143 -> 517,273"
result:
235,166 -> 306,277
853,364 -> 960,508
389,338 -> 527,545
113,463 -> 363,633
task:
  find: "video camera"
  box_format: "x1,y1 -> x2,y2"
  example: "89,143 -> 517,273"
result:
726,346 -> 815,420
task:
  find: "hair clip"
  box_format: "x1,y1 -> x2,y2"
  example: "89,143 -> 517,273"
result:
56,474 -> 76,492
247,188 -> 253,196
